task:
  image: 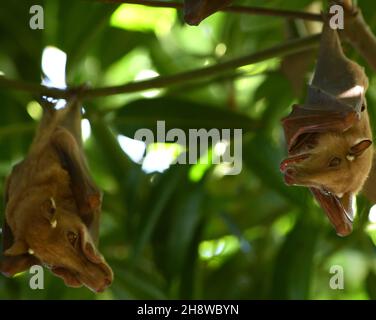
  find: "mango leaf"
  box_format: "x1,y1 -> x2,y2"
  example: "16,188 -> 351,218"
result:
89,116 -> 142,225
243,134 -> 304,206
255,73 -> 295,135
366,270 -> 376,300
0,93 -> 33,163
111,262 -> 167,299
148,169 -> 206,298
53,0 -> 119,78
0,0 -> 44,82
270,214 -> 319,299
130,166 -> 188,262
95,28 -> 156,72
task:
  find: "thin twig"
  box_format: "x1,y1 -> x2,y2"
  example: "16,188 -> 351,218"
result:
0,122 -> 36,137
82,34 -> 320,98
0,34 -> 320,99
0,77 -> 68,99
224,5 -> 322,21
98,0 -> 323,22
341,6 -> 376,72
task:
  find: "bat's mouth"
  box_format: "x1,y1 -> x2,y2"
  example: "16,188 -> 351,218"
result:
50,261 -> 113,293
280,153 -> 311,185
280,132 -> 317,183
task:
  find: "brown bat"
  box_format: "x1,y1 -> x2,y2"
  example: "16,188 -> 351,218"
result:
0,95 -> 113,292
280,21 -> 373,236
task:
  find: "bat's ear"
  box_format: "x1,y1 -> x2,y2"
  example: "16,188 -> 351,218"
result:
1,221 -> 39,277
1,175 -> 39,277
349,139 -> 372,158
79,226 -> 104,264
0,254 -> 40,277
310,188 -> 354,237
4,239 -> 28,256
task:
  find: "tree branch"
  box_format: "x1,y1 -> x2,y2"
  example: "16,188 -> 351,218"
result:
0,76 -> 68,99
342,6 -> 376,72
98,0 -> 323,21
101,0 -> 376,72
83,34 -> 320,98
0,34 -> 320,99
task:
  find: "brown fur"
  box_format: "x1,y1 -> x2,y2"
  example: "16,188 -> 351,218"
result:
0,97 -> 113,292
281,21 -> 373,236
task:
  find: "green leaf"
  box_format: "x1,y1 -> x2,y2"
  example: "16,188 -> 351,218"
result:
243,133 -> 304,206
366,270 -> 376,300
113,97 -> 258,138
131,166 -> 188,262
53,0 -> 119,78
270,214 -> 319,299
96,28 -> 156,72
256,73 -> 294,134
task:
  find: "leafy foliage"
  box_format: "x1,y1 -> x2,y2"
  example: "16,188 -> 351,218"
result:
1,0 -> 376,299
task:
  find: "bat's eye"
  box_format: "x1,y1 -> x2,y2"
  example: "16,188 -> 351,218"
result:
67,231 -> 78,247
329,157 -> 341,168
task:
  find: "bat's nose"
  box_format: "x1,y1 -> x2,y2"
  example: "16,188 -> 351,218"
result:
95,277 -> 112,293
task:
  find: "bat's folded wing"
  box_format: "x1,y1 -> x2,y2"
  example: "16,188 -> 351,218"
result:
282,85 -> 358,153
310,188 -> 353,237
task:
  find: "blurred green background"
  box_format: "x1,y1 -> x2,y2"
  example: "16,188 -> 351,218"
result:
1,0 -> 376,300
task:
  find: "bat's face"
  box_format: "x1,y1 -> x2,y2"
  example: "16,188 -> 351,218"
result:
3,198 -> 113,293
280,132 -> 373,196
280,124 -> 373,236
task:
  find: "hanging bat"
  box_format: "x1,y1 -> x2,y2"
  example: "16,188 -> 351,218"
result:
0,95 -> 113,292
280,21 -> 373,236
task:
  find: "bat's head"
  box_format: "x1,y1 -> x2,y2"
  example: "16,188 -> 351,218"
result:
280,129 -> 373,236
280,132 -> 373,194
1,197 -> 113,293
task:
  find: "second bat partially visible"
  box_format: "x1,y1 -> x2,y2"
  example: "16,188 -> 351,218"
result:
0,96 -> 113,292
280,21 -> 373,236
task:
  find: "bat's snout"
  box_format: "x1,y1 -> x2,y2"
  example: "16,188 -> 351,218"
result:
95,276 -> 113,293
51,260 -> 113,293
280,153 -> 311,185
280,153 -> 311,173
